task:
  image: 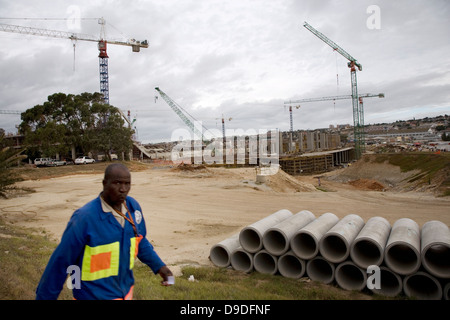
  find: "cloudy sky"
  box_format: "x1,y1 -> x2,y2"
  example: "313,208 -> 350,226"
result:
1,0 -> 449,143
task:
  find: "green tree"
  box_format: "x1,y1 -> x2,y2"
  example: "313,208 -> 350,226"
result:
0,130 -> 27,198
19,92 -> 134,160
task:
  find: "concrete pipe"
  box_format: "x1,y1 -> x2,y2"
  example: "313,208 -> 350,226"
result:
319,214 -> 365,264
290,212 -> 339,260
263,210 -> 316,256
306,256 -> 335,285
350,216 -> 391,269
230,247 -> 254,273
384,218 -> 421,276
239,209 -> 293,253
277,250 -> 306,279
444,282 -> 450,300
369,266 -> 403,298
209,233 -> 240,268
335,261 -> 367,292
421,220 -> 450,279
253,250 -> 278,275
403,271 -> 443,300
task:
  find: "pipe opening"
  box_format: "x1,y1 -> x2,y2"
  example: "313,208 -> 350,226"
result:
240,229 -> 262,253
352,240 -> 382,268
306,258 -> 334,284
254,251 -> 277,275
263,230 -> 287,255
291,233 -> 317,259
335,263 -> 366,291
231,250 -> 253,273
278,254 -> 305,279
371,268 -> 402,297
210,246 -> 229,267
321,235 -> 348,262
423,244 -> 450,278
385,244 -> 419,274
404,273 -> 442,300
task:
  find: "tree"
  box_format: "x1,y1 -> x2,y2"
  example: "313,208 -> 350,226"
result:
0,130 -> 27,198
19,92 -> 134,160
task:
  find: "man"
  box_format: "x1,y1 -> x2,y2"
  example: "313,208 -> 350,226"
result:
36,163 -> 173,300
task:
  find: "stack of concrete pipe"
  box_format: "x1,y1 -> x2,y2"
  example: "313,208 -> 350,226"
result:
209,209 -> 450,300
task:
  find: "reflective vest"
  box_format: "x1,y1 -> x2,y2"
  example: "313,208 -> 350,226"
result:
36,195 -> 166,300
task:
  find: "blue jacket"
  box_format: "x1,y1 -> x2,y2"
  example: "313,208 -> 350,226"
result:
35,195 -> 166,300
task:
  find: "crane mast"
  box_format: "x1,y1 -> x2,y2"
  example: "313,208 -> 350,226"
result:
0,19 -> 149,105
303,21 -> 365,158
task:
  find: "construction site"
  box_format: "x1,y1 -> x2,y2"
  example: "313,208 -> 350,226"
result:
1,14 -> 449,303
2,19 -> 381,177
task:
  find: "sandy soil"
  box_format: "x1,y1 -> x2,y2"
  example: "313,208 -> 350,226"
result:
1,164 -> 449,276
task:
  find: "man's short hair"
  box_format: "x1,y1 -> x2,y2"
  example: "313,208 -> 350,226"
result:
104,163 -> 130,181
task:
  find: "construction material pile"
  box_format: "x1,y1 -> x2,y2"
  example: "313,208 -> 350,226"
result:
209,209 -> 450,300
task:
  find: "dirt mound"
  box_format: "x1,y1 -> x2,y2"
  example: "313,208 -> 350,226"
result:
170,165 -> 317,193
265,169 -> 317,193
348,179 -> 386,191
325,158 -> 417,189
171,163 -> 207,171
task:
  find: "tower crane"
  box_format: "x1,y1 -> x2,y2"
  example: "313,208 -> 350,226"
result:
215,114 -> 232,141
0,18 -> 148,104
283,93 -> 384,133
303,21 -> 365,158
154,87 -> 212,142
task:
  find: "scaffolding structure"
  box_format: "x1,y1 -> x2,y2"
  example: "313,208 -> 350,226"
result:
279,147 -> 353,175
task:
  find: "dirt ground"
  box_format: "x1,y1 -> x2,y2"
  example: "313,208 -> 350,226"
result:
1,162 -> 449,276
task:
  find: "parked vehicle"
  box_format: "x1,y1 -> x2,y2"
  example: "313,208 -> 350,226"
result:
47,159 -> 67,166
75,156 -> 96,165
34,158 -> 52,167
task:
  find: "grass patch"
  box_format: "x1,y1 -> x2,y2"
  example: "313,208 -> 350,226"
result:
132,264 -> 376,300
0,217 -> 72,300
370,152 -> 450,195
372,152 -> 450,173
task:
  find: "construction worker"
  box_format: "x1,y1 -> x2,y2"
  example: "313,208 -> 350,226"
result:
36,163 -> 173,300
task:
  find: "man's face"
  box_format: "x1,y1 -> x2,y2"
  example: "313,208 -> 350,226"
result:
102,167 -> 131,206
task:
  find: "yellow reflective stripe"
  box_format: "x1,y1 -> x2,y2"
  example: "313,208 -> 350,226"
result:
81,242 -> 120,281
130,237 -> 137,269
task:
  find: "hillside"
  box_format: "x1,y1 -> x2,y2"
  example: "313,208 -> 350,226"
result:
324,152 -> 450,196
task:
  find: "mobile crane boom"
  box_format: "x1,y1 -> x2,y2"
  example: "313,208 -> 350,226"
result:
155,87 -> 211,141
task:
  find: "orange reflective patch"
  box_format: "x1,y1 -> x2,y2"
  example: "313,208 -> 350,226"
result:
135,235 -> 143,258
90,251 -> 112,273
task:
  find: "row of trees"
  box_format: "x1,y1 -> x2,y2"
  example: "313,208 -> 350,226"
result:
19,92 -> 134,161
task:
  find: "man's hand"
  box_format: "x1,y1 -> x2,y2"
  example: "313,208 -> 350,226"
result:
158,265 -> 174,286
